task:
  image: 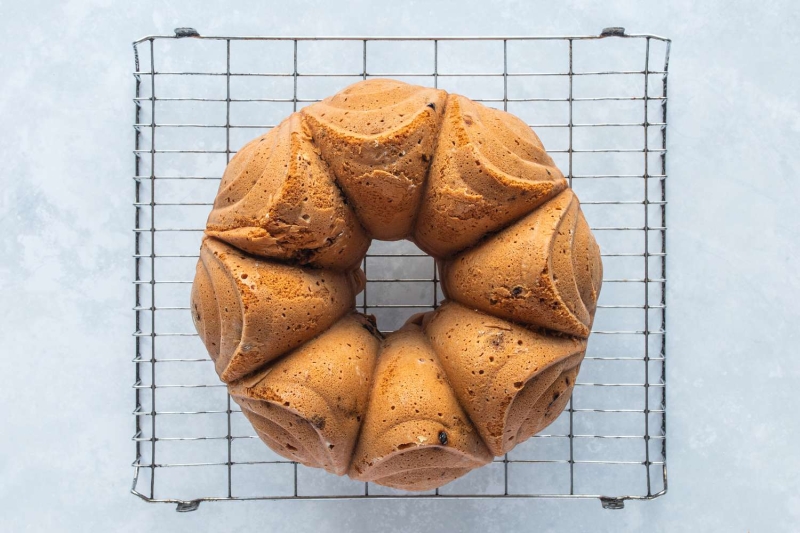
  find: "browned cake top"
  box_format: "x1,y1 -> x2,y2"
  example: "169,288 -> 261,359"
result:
191,78 -> 603,491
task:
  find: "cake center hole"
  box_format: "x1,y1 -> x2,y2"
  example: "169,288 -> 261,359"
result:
359,240 -> 440,333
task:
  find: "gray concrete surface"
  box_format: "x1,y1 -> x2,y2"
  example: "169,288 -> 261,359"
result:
1,0 -> 798,530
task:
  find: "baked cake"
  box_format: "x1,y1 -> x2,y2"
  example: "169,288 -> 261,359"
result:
190,78 -> 603,490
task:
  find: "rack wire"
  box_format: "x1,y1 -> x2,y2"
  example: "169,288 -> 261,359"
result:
131,27 -> 670,512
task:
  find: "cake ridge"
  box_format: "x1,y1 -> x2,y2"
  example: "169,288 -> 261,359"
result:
238,401 -> 327,467
306,90 -> 440,140
213,132 -> 274,212
546,191 -> 592,327
455,94 -> 560,177
406,89 -> 450,246
235,389 -> 338,469
200,238 -> 246,379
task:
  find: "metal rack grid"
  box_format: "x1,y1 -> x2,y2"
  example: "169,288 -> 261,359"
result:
132,27 -> 670,512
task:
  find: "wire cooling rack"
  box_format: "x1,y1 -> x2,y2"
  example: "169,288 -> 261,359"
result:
132,27 -> 670,512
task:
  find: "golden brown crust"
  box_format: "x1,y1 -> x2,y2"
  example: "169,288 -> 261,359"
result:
191,237 -> 363,382
349,321 -> 491,490
412,94 -> 568,257
302,79 -> 447,240
439,189 -> 603,338
229,313 -> 381,475
206,113 -> 370,271
515,364 -> 581,438
189,79 -> 603,490
423,301 -> 586,456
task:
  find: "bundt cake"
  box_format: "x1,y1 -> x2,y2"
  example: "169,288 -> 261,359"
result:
190,78 -> 603,491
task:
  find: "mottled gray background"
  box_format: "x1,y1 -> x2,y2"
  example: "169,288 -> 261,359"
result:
1,0 -> 798,531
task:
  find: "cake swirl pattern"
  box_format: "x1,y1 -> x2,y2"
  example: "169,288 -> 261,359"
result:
303,79 -> 447,241
349,319 -> 492,490
229,313 -> 380,475
205,113 -> 370,271
191,79 -> 603,491
439,189 -> 603,337
413,93 -> 568,257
